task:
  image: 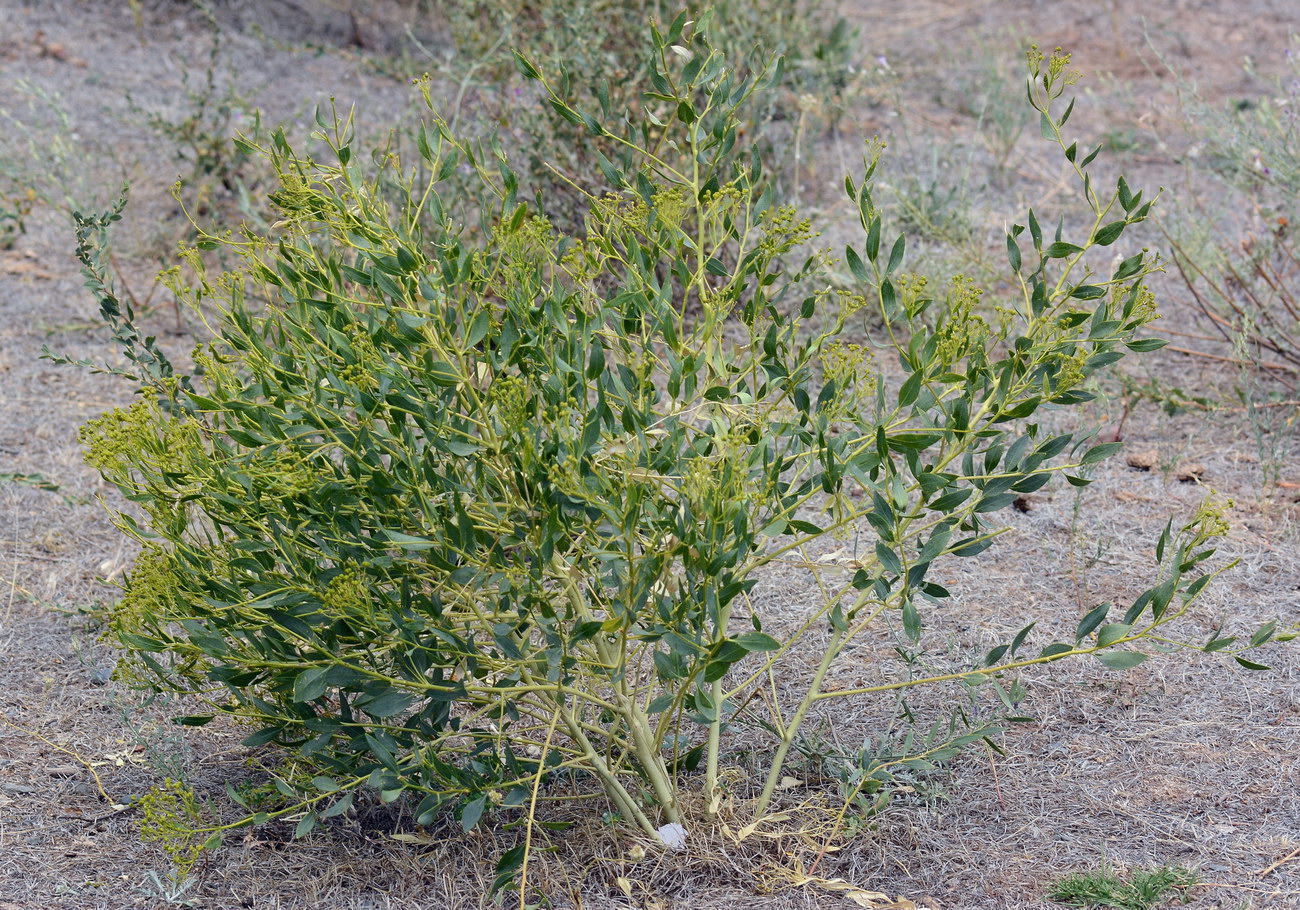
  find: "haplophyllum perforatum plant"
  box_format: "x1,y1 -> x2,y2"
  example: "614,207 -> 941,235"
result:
71,20 -> 1293,880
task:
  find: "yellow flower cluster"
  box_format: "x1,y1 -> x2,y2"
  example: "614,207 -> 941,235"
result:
322,563 -> 372,617
338,323 -> 385,391
759,203 -> 814,256
114,545 -> 179,636
935,275 -> 989,366
821,339 -> 878,417
1191,492 -> 1233,542
136,778 -> 207,880
81,399 -> 204,486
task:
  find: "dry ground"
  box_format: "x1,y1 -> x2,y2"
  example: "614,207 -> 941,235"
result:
1,1 -> 1298,908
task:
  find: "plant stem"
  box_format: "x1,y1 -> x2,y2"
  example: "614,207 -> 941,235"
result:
703,601 -> 731,812
621,695 -> 680,825
752,627 -> 845,817
558,704 -> 659,838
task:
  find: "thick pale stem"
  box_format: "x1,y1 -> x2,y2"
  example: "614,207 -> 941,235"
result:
622,697 -> 681,825
558,555 -> 679,829
752,628 -> 845,817
703,602 -> 732,812
704,680 -> 724,812
560,705 -> 659,838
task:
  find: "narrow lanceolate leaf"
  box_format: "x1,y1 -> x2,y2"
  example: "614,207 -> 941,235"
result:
845,245 -> 870,283
733,631 -> 781,652
1075,602 -> 1111,642
1092,220 -> 1126,246
513,51 -> 541,80
1044,241 -> 1084,259
1079,442 -> 1123,466
384,530 -> 437,550
1095,650 -> 1147,670
886,234 -> 906,274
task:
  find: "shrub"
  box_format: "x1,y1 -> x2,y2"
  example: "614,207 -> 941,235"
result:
414,0 -> 854,226
1165,38 -> 1300,380
71,21 -> 1288,861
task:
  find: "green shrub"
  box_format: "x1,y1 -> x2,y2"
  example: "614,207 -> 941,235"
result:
127,16 -> 267,229
70,23 -> 1288,862
415,0 -> 853,226
1166,38 -> 1300,377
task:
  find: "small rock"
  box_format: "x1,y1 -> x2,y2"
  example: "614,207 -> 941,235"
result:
1,782 -> 36,794
1176,462 -> 1206,482
48,765 -> 80,778
1126,450 -> 1158,470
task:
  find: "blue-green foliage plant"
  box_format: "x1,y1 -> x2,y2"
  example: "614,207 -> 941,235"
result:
71,21 -> 1289,859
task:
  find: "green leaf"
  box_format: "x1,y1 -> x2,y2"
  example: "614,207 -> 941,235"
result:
845,245 -> 870,283
898,371 -> 922,408
1092,220 -> 1126,246
441,438 -> 480,456
360,689 -> 413,718
929,488 -> 973,511
647,693 -> 676,714
733,631 -> 780,652
1233,656 -> 1271,671
1113,251 -> 1144,280
653,650 -> 687,680
1074,602 -> 1111,642
384,530 -> 437,550
490,844 -> 527,896
1249,621 -> 1277,648
1044,241 -> 1084,259
887,431 -> 941,451
172,715 -> 214,726
293,667 -> 329,703
901,599 -> 921,643
886,234 -> 906,274
1096,650 -> 1147,670
875,542 -> 902,576
1080,442 -> 1123,466
1095,622 -> 1132,648
321,792 -> 354,819
694,685 -> 719,723
513,51 -> 541,80
460,795 -> 487,832
426,361 -> 461,386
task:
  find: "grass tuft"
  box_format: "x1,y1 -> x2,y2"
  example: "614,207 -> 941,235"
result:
1048,863 -> 1198,910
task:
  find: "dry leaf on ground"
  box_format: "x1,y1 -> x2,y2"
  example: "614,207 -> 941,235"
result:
1126,450 -> 1158,470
